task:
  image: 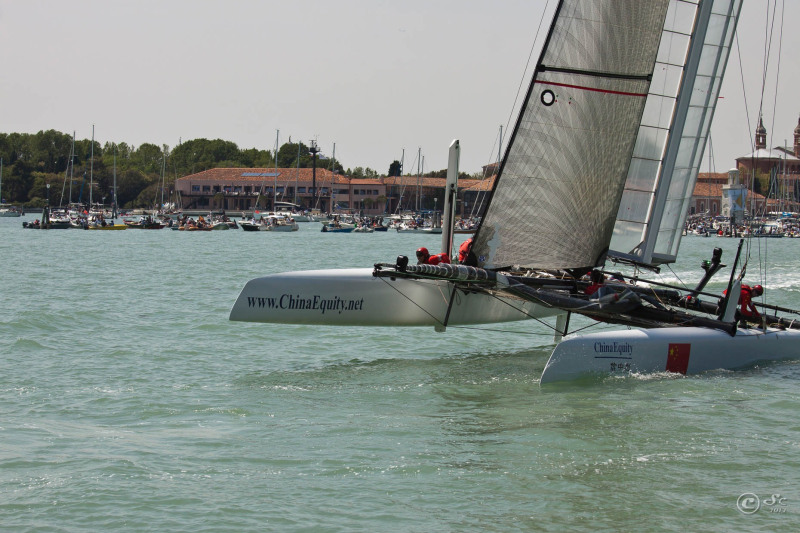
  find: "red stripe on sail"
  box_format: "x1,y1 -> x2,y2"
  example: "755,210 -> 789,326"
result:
666,343 -> 691,374
536,80 -> 649,98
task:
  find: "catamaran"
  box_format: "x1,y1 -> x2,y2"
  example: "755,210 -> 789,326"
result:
231,0 -> 800,383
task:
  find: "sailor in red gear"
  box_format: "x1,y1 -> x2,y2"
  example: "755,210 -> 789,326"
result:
584,269 -> 605,296
723,284 -> 763,319
458,238 -> 473,263
739,284 -> 763,318
416,247 -> 450,265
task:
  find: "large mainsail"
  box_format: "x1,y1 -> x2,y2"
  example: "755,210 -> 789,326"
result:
471,0 -> 670,271
610,0 -> 742,266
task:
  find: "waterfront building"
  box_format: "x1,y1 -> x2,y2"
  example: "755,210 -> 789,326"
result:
688,116 -> 800,217
734,116 -> 800,211
174,167 -> 493,216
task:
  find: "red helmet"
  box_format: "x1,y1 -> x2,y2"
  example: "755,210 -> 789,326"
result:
753,284 -> 763,295
416,247 -> 429,258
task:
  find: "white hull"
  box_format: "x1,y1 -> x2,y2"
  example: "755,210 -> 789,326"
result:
230,268 -> 556,327
274,211 -> 313,222
540,327 -> 800,384
270,223 -> 299,232
396,226 -> 442,234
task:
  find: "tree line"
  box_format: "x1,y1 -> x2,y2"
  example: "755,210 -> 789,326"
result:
0,130 -> 388,209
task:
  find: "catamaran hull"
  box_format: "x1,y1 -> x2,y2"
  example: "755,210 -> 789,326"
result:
540,327 -> 800,384
229,268 -> 555,326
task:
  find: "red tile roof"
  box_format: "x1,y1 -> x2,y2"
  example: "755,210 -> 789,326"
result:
178,167 -> 345,183
693,181 -> 723,198
692,178 -> 766,201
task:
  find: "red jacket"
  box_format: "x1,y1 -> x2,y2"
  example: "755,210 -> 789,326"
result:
738,285 -> 760,317
585,283 -> 603,296
427,253 -> 451,265
458,238 -> 473,263
723,285 -> 761,318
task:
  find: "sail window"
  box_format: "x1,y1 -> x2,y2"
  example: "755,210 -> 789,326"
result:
610,0 -> 741,265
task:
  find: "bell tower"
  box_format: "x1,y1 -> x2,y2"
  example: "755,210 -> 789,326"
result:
794,115 -> 800,157
755,116 -> 767,150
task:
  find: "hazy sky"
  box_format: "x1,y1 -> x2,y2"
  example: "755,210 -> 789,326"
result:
1,0 -> 797,175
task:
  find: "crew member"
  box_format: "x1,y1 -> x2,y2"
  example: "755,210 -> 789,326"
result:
416,247 -> 450,265
585,269 -> 605,296
458,238 -> 473,263
722,284 -> 763,321
738,284 -> 763,319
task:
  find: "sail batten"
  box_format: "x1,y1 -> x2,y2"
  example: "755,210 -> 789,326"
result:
539,65 -> 653,82
471,0 -> 671,271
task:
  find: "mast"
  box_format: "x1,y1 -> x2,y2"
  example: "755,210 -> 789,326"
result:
396,148 -> 405,214
421,155 -> 425,211
416,147 -> 421,212
59,135 -> 73,207
0,158 -> 3,205
294,141 -> 301,205
69,132 -> 75,205
441,140 -> 459,258
330,143 -> 336,213
498,125 -> 503,165
113,144 -> 118,218
310,140 -> 320,211
160,151 -> 166,211
273,129 -> 279,211
89,125 -> 94,208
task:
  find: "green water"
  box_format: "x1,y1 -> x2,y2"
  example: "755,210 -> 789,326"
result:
2,216 -> 799,531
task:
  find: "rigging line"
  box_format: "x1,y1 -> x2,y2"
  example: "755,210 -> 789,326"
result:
375,276 -> 445,326
481,125 -> 501,178
749,0 -> 783,309
448,317 -> 606,337
734,34 -> 756,216
768,0 -> 784,150
460,282 -> 563,330
489,294 -> 565,332
551,320 -> 605,336
707,137 -> 715,175
758,0 -> 773,117
663,264 -> 691,293
440,324 -> 552,336
473,127 -> 503,220
762,0 -> 785,311
376,274 -> 560,334
504,0 -> 551,139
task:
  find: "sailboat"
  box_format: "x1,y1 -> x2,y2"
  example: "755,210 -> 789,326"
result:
86,143 -> 126,230
230,0 -> 800,382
